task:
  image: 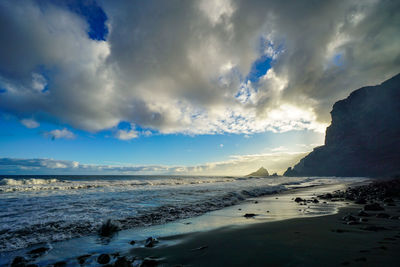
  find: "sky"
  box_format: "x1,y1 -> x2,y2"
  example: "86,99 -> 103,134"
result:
0,0 -> 399,175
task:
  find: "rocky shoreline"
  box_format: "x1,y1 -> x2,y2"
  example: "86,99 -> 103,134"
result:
8,178 -> 400,267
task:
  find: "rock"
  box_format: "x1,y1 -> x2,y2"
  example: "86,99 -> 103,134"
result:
27,247 -> 49,257
254,201 -> 258,204
26,264 -> 38,267
364,203 -> 384,211
355,198 -> 367,204
145,237 -> 158,247
294,197 -> 304,203
359,218 -> 368,223
114,256 -> 132,267
130,240 -> 136,245
98,254 -> 111,264
77,254 -> 91,264
342,214 -> 357,222
383,198 -> 394,203
99,219 -> 120,237
246,167 -> 269,177
376,213 -> 390,218
389,215 -> 399,220
312,198 -> 319,203
346,221 -> 359,225
284,73 -> 400,177
358,210 -> 370,217
243,213 -> 256,218
11,256 -> 27,267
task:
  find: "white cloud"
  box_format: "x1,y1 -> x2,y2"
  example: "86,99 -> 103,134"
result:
20,118 -> 39,128
45,128 -> 75,140
0,0 -> 399,136
114,129 -> 138,140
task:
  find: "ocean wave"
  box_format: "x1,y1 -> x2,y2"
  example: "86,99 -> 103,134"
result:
0,178 -> 61,186
0,184 -> 283,252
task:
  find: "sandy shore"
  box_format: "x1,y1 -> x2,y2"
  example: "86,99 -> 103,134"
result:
128,180 -> 400,267
8,179 -> 400,266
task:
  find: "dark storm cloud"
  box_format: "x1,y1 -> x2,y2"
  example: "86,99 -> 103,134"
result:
0,0 -> 399,135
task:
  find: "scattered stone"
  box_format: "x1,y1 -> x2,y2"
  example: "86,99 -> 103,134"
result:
313,199 -> 319,203
383,198 -> 394,203
114,256 -> 132,267
98,254 -> 111,264
130,240 -> 136,245
145,237 -> 158,247
342,214 -> 357,222
27,247 -> 50,257
294,197 -> 304,203
254,201 -> 258,204
243,213 -> 256,218
355,198 -> 367,204
99,219 -> 120,237
77,254 -> 91,264
11,256 -> 27,267
376,213 -> 390,218
358,210 -> 370,217
364,203 -> 384,211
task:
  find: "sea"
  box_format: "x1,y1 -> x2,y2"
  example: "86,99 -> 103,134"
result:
0,175 -> 365,258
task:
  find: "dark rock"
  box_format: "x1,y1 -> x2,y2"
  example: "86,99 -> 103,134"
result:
26,264 -> 38,267
145,237 -> 158,247
346,221 -> 359,225
284,74 -> 400,177
342,214 -> 357,222
355,198 -> 367,204
243,213 -> 256,218
389,215 -> 399,220
312,198 -> 319,203
254,201 -> 258,204
358,210 -> 370,217
27,246 -> 49,257
98,254 -> 111,264
114,256 -> 132,267
99,219 -> 120,237
359,218 -> 368,223
376,213 -> 390,218
77,254 -> 91,264
383,198 -> 394,203
246,167 -> 269,177
364,203 -> 384,211
11,256 -> 27,267
294,197 -> 304,203
129,240 -> 136,245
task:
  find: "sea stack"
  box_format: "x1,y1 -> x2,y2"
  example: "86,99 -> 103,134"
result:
247,167 -> 270,177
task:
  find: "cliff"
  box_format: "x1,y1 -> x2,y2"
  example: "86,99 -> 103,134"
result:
284,73 -> 400,177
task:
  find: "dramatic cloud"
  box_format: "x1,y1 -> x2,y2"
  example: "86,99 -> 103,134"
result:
44,128 -> 75,140
0,152 -> 307,175
0,0 -> 399,136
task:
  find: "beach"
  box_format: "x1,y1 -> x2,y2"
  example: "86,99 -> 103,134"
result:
4,177 -> 399,266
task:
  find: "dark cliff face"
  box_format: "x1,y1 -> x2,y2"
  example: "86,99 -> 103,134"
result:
284,73 -> 400,177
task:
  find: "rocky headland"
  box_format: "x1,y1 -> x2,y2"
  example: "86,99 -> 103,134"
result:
285,74 -> 400,177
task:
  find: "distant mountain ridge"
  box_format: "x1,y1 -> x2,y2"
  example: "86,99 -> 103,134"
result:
247,167 -> 269,177
284,73 -> 400,177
